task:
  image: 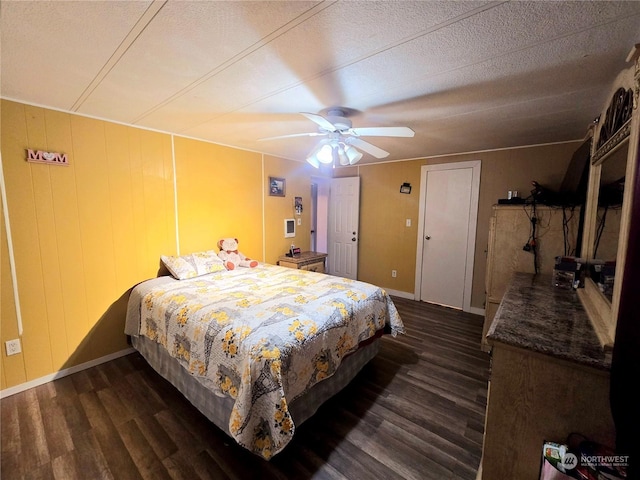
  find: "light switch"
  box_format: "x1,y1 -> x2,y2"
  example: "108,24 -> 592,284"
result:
406,219 -> 411,227
297,218 -> 301,225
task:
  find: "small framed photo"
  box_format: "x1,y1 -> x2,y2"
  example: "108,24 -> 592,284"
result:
269,176 -> 286,197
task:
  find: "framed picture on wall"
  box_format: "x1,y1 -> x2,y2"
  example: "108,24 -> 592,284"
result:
269,176 -> 286,197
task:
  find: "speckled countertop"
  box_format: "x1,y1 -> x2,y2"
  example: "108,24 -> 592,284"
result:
486,272 -> 612,370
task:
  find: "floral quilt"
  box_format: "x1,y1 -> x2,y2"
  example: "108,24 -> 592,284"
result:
131,263 -> 404,459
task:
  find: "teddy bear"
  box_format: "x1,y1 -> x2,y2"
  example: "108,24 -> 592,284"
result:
217,238 -> 258,270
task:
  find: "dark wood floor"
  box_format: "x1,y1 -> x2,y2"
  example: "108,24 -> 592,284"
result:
1,297 -> 490,480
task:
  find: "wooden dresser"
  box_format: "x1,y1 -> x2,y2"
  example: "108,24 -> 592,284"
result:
277,251 -> 328,273
482,205 -> 580,351
480,272 -> 615,479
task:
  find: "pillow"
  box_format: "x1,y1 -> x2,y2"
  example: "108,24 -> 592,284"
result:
161,250 -> 226,280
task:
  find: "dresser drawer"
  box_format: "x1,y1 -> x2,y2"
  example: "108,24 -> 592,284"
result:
300,261 -> 325,273
278,260 -> 298,269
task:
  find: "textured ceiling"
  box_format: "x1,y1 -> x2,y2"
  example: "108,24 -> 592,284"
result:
2,1 -> 639,165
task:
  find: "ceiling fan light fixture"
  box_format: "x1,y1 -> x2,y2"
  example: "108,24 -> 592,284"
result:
344,145 -> 363,165
331,143 -> 349,166
261,108 -> 409,163
335,145 -> 349,166
306,139 -> 333,168
306,154 -> 320,168
316,144 -> 333,164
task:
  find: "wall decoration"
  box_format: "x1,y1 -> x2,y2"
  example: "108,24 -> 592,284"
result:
269,176 -> 286,196
284,218 -> 296,238
26,149 -> 69,165
294,196 -> 303,215
596,87 -> 633,150
400,182 -> 412,194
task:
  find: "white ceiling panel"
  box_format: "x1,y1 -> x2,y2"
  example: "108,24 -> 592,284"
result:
1,1 -> 154,109
76,1 -> 322,122
137,1 -> 495,132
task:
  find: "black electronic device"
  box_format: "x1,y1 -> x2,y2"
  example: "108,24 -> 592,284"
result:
498,197 -> 525,204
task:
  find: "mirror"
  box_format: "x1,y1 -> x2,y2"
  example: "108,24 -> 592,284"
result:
590,141 -> 628,301
577,56 -> 638,350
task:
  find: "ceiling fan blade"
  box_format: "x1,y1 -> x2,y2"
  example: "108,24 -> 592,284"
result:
348,126 -> 415,137
258,132 -> 326,141
301,112 -> 337,132
345,137 -> 390,158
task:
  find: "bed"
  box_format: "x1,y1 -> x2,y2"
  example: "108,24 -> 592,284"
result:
124,252 -> 404,460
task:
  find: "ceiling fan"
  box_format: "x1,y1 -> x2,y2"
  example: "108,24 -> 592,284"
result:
259,108 -> 414,167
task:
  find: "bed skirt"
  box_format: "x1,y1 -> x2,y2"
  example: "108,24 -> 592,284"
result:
131,334 -> 381,438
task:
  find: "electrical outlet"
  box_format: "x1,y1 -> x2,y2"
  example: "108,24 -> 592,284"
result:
5,339 -> 21,356
391,270 -> 397,278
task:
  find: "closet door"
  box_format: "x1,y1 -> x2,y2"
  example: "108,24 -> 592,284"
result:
328,176 -> 360,279
416,161 -> 480,312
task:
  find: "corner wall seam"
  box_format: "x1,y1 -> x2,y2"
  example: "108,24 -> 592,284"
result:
0,151 -> 24,335
171,135 -> 180,255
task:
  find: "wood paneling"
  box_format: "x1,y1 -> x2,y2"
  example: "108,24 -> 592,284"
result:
1,100 -> 176,386
358,162 -> 419,295
3,101 -> 55,380
1,190 -> 26,389
173,136 -> 263,258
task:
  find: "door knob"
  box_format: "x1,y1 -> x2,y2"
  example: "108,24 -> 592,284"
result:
352,237 -> 356,241
425,235 -> 431,240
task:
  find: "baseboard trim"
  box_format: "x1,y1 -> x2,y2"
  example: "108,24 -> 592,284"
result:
386,289 -> 486,316
0,347 -> 135,399
467,306 -> 485,316
384,288 -> 415,300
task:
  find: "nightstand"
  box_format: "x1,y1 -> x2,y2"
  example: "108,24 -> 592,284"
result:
277,251 -> 328,273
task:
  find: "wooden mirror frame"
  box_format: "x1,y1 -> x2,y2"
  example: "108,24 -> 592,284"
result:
578,46 -> 640,349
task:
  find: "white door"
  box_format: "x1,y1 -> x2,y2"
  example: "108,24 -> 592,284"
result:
328,177 -> 360,279
416,161 -> 480,311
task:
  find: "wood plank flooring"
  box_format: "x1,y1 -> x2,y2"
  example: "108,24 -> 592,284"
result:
1,297 -> 490,480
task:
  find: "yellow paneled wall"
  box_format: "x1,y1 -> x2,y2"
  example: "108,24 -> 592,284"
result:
173,137 -> 263,258
1,192 -> 25,390
1,100 -> 176,388
263,155 -> 316,263
357,162 -> 421,294
1,100 -> 318,391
